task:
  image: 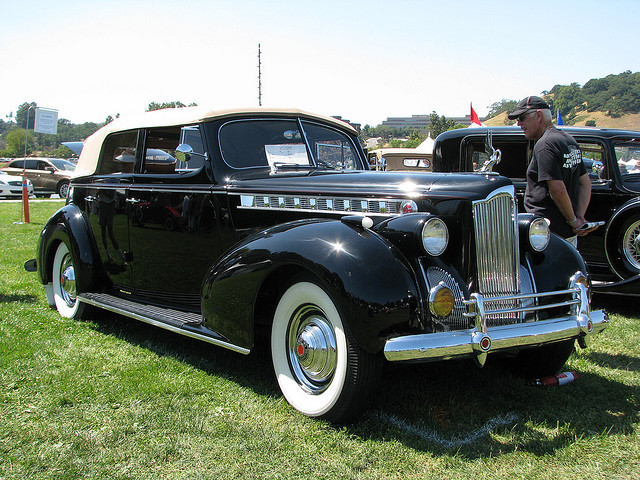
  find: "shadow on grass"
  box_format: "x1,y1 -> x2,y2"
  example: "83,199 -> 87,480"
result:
355,356 -> 640,458
86,311 -> 278,397
592,294 -> 640,316
84,310 -> 639,459
0,292 -> 38,304
582,351 -> 640,372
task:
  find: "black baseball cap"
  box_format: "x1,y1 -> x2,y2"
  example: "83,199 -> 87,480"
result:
507,96 -> 551,119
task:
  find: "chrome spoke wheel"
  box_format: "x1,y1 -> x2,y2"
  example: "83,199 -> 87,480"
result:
623,219 -> 640,271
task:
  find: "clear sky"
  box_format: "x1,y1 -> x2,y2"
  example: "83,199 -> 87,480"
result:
2,0 -> 639,127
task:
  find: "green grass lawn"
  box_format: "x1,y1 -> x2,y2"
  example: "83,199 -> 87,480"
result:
1,200 -> 639,479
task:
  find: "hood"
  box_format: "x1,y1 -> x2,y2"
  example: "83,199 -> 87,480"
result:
227,170 -> 512,202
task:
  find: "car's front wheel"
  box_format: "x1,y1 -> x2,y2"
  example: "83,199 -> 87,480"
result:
510,339 -> 575,378
271,276 -> 381,423
57,181 -> 70,199
52,242 -> 88,319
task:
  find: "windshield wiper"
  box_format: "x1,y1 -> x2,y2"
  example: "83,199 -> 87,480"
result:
271,162 -> 315,173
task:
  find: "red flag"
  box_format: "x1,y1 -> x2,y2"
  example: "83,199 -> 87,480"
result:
470,103 -> 481,125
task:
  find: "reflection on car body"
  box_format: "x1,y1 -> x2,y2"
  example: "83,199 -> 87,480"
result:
432,126 -> 640,296
28,107 -> 608,422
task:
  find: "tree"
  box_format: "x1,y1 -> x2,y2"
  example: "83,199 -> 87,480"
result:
147,101 -> 197,111
3,129 -> 34,157
428,112 -> 456,138
15,102 -> 37,129
402,129 -> 427,148
487,99 -> 518,119
549,82 -> 583,118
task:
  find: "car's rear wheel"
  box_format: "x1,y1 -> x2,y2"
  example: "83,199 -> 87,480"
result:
52,242 -> 88,319
271,276 -> 381,423
620,215 -> 640,274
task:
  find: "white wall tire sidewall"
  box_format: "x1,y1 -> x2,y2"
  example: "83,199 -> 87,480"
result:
271,282 -> 348,418
52,242 -> 80,318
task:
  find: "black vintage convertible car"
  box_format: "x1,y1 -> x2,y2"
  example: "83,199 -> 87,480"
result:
27,108 -> 608,422
433,126 -> 640,296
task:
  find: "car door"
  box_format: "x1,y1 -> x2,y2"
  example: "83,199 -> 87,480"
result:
127,125 -> 224,312
36,160 -> 57,191
573,139 -> 616,268
84,130 -> 136,289
20,159 -> 41,190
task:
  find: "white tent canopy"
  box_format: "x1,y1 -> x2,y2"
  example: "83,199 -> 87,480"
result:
416,133 -> 434,154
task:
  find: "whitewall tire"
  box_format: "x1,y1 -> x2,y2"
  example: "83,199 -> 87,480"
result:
52,242 -> 86,319
271,278 -> 381,423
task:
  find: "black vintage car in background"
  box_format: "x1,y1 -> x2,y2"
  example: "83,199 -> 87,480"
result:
28,108 -> 608,422
433,126 -> 640,296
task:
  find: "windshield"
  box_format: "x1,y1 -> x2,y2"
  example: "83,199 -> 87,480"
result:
615,141 -> 640,175
219,119 -> 362,171
49,159 -> 76,171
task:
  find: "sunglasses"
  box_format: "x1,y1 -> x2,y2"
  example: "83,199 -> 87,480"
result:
517,110 -> 537,122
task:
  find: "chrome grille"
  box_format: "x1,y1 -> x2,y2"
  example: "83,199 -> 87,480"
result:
472,186 -> 521,325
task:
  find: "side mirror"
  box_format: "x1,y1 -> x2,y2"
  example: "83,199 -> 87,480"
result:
175,144 -> 194,163
175,144 -> 207,164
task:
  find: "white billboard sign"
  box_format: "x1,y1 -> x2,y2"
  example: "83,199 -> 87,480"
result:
34,108 -> 58,134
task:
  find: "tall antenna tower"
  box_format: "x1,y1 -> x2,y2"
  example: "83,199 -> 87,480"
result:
257,43 -> 262,106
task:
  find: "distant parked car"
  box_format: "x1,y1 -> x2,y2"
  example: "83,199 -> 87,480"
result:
367,148 -> 432,172
0,171 -> 34,198
2,157 -> 75,198
432,126 -> 640,296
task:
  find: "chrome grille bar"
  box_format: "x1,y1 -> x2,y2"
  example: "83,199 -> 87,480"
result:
472,186 -> 521,324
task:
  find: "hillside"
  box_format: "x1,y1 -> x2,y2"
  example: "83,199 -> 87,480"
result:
484,111 -> 640,130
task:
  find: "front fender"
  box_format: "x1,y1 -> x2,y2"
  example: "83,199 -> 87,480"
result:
37,204 -> 101,292
201,218 -> 422,353
525,233 -> 588,292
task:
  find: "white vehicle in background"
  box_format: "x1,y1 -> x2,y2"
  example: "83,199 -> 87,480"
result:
0,171 -> 34,198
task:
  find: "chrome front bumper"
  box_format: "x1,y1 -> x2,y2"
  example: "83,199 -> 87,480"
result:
384,283 -> 609,366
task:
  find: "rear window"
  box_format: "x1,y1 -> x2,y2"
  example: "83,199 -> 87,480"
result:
99,130 -> 139,174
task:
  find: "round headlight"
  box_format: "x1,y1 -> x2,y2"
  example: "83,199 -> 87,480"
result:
529,217 -> 550,252
421,217 -> 449,256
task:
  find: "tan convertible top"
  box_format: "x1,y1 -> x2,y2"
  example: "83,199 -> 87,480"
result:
75,106 -> 356,176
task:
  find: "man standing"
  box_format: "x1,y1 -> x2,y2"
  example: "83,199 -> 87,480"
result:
508,96 -> 595,246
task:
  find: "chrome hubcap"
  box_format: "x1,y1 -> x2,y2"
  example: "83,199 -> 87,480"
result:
59,253 -> 77,307
287,305 -> 337,394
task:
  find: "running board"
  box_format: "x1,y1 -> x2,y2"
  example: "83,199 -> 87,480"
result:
78,292 -> 250,355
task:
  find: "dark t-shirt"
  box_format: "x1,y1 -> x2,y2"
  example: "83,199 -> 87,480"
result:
524,127 -> 586,238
